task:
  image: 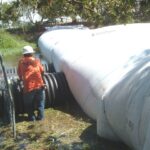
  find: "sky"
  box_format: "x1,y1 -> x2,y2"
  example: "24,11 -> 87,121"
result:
2,0 -> 15,3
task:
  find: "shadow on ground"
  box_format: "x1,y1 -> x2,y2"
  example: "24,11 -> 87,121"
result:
51,99 -> 132,150
79,124 -> 131,150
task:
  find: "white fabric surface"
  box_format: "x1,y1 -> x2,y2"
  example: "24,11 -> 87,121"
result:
38,23 -> 150,150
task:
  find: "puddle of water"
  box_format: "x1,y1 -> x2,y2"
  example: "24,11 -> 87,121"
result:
3,54 -> 21,67
3,53 -> 47,68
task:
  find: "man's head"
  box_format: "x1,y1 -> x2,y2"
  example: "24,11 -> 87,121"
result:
22,45 -> 35,56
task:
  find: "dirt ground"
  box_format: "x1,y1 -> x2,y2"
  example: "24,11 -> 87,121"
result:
0,99 -> 132,150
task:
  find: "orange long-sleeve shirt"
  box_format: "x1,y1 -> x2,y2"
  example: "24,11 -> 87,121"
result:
17,56 -> 44,93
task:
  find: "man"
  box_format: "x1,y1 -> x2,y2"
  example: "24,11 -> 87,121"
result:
17,45 -> 45,121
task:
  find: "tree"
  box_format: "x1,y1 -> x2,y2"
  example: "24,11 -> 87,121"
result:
0,1 -> 22,28
2,0 -> 150,28
36,0 -> 135,26
135,0 -> 150,22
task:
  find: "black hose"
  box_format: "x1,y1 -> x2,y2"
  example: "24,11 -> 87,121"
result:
43,75 -> 53,107
1,71 -> 73,116
55,72 -> 73,103
46,73 -> 56,102
0,91 -> 4,118
43,72 -> 74,106
43,63 -> 49,72
11,79 -> 25,114
48,63 -> 56,73
43,63 -> 56,73
3,91 -> 11,123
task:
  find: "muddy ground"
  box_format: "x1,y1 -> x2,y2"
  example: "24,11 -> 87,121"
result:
0,98 -> 132,150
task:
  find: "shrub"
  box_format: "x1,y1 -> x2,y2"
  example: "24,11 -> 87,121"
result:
0,29 -> 35,56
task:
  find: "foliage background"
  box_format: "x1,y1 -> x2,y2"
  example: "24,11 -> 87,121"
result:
0,0 -> 150,28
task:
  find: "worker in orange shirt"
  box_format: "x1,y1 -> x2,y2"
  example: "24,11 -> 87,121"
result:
17,45 -> 45,121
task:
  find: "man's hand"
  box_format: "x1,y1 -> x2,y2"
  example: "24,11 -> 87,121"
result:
43,84 -> 47,90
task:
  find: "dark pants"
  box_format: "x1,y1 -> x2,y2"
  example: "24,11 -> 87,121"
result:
23,88 -> 45,121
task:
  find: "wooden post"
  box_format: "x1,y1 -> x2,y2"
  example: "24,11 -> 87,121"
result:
0,54 -> 16,139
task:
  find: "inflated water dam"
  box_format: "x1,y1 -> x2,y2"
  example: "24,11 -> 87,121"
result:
38,23 -> 150,150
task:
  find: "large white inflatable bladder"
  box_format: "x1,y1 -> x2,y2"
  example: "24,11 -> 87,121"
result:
38,23 -> 150,150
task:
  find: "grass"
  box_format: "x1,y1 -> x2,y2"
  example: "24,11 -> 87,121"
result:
0,100 -> 131,150
0,29 -> 36,57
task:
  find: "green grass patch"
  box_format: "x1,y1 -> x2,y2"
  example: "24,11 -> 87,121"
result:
0,102 -> 131,150
0,29 -> 36,56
